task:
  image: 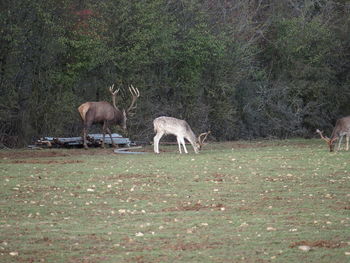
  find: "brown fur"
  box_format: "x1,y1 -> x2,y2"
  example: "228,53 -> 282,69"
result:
78,101 -> 125,149
78,85 -> 139,149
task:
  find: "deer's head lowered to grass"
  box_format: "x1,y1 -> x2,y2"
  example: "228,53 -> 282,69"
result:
316,116 -> 350,152
78,84 -> 140,149
153,116 -> 210,154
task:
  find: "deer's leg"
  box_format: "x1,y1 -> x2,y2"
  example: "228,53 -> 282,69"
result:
176,137 -> 182,154
83,125 -> 88,149
101,121 -> 107,148
83,121 -> 91,149
337,135 -> 343,151
153,132 -> 164,154
346,135 -> 349,151
106,127 -> 116,148
180,137 -> 188,154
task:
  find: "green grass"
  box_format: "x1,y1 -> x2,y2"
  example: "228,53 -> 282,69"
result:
0,139 -> 349,262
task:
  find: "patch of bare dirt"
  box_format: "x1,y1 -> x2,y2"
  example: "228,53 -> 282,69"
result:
105,173 -> 157,180
0,148 -> 119,159
290,240 -> 347,249
0,146 -> 157,160
0,150 -> 70,159
162,203 -> 225,212
165,241 -> 223,251
211,173 -> 226,182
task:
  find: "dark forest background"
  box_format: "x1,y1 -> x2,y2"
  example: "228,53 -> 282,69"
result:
1,0 -> 349,147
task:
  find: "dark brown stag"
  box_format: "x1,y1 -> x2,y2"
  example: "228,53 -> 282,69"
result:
78,84 -> 140,149
316,116 -> 350,152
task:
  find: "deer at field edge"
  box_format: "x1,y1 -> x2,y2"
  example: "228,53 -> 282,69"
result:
78,84 -> 140,149
316,116 -> 350,152
153,116 -> 210,154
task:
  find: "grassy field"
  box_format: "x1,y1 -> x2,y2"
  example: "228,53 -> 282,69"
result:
0,139 -> 349,263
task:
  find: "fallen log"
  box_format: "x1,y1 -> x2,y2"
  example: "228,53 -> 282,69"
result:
33,133 -> 131,148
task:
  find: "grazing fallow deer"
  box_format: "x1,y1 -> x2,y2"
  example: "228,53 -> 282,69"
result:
153,116 -> 210,154
78,84 -> 140,149
316,116 -> 350,152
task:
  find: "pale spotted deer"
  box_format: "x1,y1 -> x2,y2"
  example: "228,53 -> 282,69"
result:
316,116 -> 350,152
153,116 -> 210,154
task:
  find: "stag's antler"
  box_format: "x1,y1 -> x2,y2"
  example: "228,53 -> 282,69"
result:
126,85 -> 140,115
316,129 -> 330,142
109,84 -> 120,109
198,131 -> 211,147
109,84 -> 120,95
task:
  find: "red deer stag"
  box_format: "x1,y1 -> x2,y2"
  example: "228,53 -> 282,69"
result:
316,116 -> 350,152
153,116 -> 210,154
78,84 -> 140,149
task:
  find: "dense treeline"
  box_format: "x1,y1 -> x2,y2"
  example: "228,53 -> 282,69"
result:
1,0 -> 349,147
